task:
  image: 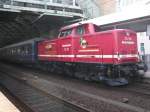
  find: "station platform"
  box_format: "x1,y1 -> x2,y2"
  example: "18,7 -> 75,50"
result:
0,90 -> 20,112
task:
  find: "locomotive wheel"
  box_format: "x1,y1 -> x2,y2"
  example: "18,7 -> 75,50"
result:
74,63 -> 95,81
63,63 -> 74,77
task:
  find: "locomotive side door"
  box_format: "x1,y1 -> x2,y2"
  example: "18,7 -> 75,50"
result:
72,25 -> 85,62
72,24 -> 102,63
58,29 -> 73,62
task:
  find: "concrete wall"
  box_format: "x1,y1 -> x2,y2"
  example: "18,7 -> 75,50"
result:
116,0 -> 148,12
78,0 -> 117,18
96,0 -> 116,15
78,0 -> 101,18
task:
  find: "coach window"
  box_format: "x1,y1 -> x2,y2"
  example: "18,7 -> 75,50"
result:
76,26 -> 85,35
12,49 -> 14,55
26,47 -> 29,54
28,45 -> 32,54
17,48 -> 20,54
21,47 -> 25,55
14,48 -> 16,54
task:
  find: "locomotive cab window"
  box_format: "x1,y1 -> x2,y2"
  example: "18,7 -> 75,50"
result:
94,25 -> 100,32
59,29 -> 72,38
76,26 -> 85,35
59,31 -> 65,37
65,29 -> 72,36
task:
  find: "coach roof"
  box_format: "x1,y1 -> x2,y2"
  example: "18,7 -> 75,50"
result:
0,38 -> 43,49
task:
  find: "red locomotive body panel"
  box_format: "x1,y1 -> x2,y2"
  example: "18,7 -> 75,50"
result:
38,39 -> 58,61
116,30 -> 138,64
38,23 -> 139,65
72,31 -> 115,63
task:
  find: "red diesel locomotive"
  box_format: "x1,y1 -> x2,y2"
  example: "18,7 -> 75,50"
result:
38,23 -> 144,86
0,23 -> 145,86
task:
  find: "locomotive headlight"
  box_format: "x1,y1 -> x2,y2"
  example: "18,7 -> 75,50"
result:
45,44 -> 52,50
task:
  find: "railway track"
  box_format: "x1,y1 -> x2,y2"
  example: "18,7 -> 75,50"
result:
1,63 -> 150,112
0,71 -> 90,112
122,83 -> 150,97
16,63 -> 150,97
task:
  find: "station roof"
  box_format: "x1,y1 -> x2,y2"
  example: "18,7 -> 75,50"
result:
81,0 -> 150,32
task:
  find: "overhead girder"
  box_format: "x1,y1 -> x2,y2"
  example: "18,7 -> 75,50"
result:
0,26 -> 8,37
0,32 -> 16,46
0,23 -> 16,39
0,11 -> 74,47
0,22 -> 27,46
7,22 -> 28,39
0,31 -> 13,47
13,20 -> 34,39
4,21 -> 36,42
0,31 -> 9,40
14,15 -> 40,38
0,30 -> 9,46
0,23 -> 20,39
0,14 -> 40,47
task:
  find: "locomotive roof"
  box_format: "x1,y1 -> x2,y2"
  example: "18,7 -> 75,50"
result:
60,22 -> 136,34
0,38 -> 43,49
60,23 -> 94,31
